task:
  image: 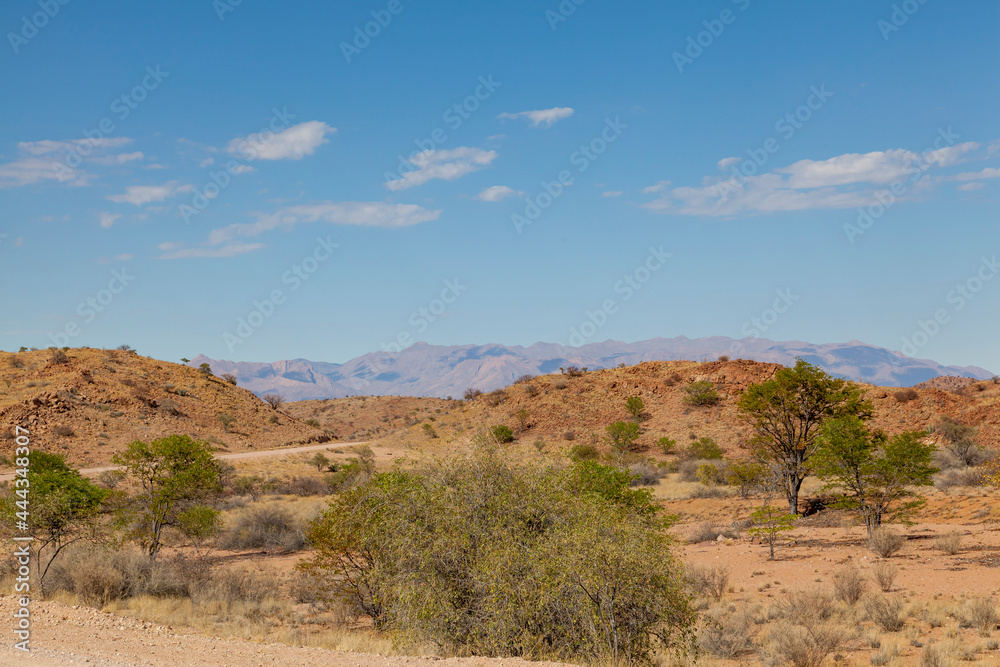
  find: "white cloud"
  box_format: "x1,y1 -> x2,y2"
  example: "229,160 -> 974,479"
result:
227,121 -> 335,161
204,201 -> 441,247
199,157 -> 215,168
477,185 -> 521,202
97,211 -> 121,228
385,147 -> 496,191
953,167 -> 1000,181
642,143 -> 990,217
115,253 -> 133,261
231,164 -> 256,175
958,182 -> 984,192
0,137 -> 140,188
107,180 -> 193,206
157,243 -> 267,260
601,190 -> 623,197
642,180 -> 671,194
498,107 -> 574,128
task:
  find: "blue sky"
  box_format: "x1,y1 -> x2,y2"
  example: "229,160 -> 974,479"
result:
1,0 -> 998,372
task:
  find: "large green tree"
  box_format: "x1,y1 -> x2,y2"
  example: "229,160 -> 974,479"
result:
0,451 -> 109,597
737,359 -> 873,514
811,417 -> 937,536
112,434 -> 223,559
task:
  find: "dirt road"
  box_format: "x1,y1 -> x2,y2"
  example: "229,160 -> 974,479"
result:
0,441 -> 365,483
0,597 -> 570,666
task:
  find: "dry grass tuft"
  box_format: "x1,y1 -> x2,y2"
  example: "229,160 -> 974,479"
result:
933,531 -> 963,555
867,528 -> 906,558
687,564 -> 730,601
864,593 -> 907,632
698,603 -> 761,658
832,564 -> 868,605
871,561 -> 899,593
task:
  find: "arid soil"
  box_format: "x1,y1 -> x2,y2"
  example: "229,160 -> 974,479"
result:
0,596 -> 571,666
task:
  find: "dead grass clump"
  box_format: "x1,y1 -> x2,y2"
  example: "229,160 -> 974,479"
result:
484,389 -> 507,406
764,621 -> 844,667
686,522 -> 739,543
867,528 -> 905,558
51,424 -> 75,437
699,604 -> 760,658
962,597 -> 998,636
918,643 -> 948,667
893,388 -> 919,402
687,564 -> 730,600
197,567 -> 276,607
832,564 -> 867,605
218,505 -> 307,552
864,594 -> 907,632
627,461 -> 665,486
777,589 -> 835,622
869,642 -> 900,666
278,475 -> 329,496
871,562 -> 899,593
933,531 -> 963,555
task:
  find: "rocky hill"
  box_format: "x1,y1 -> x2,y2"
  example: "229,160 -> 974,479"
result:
0,348 -> 326,468
194,337 -> 994,401
287,359 -> 1000,456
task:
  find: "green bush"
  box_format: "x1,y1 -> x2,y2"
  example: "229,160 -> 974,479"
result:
683,381 -> 720,407
657,437 -> 677,455
303,451 -> 693,664
696,463 -> 726,486
490,424 -> 514,443
607,420 -> 642,452
569,443 -> 600,462
685,436 -> 724,460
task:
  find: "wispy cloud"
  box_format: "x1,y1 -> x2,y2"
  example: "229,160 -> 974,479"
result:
385,147 -> 496,191
477,185 -> 521,202
227,120 -> 335,160
601,190 -> 623,197
97,211 -> 121,228
642,142 -> 986,217
107,180 -> 193,206
0,137 -> 139,188
203,201 -> 441,247
156,242 -> 267,260
498,107 -> 574,128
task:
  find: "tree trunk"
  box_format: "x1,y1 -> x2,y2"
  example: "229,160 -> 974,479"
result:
786,474 -> 803,515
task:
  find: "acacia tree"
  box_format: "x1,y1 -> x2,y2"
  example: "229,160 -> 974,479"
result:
112,434 -> 223,559
0,452 -> 108,597
811,417 -> 937,536
737,359 -> 873,515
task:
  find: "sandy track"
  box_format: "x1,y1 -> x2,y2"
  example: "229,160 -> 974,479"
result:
0,597 -> 569,667
0,442 -> 365,483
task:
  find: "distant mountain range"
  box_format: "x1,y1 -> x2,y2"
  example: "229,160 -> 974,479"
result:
193,337 -> 995,401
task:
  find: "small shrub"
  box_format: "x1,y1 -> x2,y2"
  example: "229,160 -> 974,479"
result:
221,373 -> 238,385
919,644 -> 947,667
606,421 -> 641,452
963,597 -> 998,636
870,643 -> 900,666
696,463 -> 726,486
657,436 -> 676,455
514,374 -> 535,384
568,443 -> 599,462
864,594 -> 906,632
51,425 -> 75,437
686,522 -> 738,543
871,561 -> 899,592
625,396 -> 645,421
421,423 -> 438,438
717,355 -> 730,362
564,430 -> 576,441
627,461 -> 664,486
683,380 -> 720,407
933,531 -> 963,555
198,362 -> 213,376
463,387 -> 483,400
217,505 -> 307,552
490,424 -> 514,443
304,418 -> 321,428
893,388 -> 919,402
484,389 -> 507,406
281,476 -> 329,496
778,589 -> 835,622
684,436 -> 723,460
700,604 -> 760,658
832,564 -> 867,605
765,621 -> 844,667
687,564 -> 730,600
49,348 -> 70,365
726,459 -> 769,498
262,392 -> 285,409
218,414 -> 236,432
868,528 -> 906,558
